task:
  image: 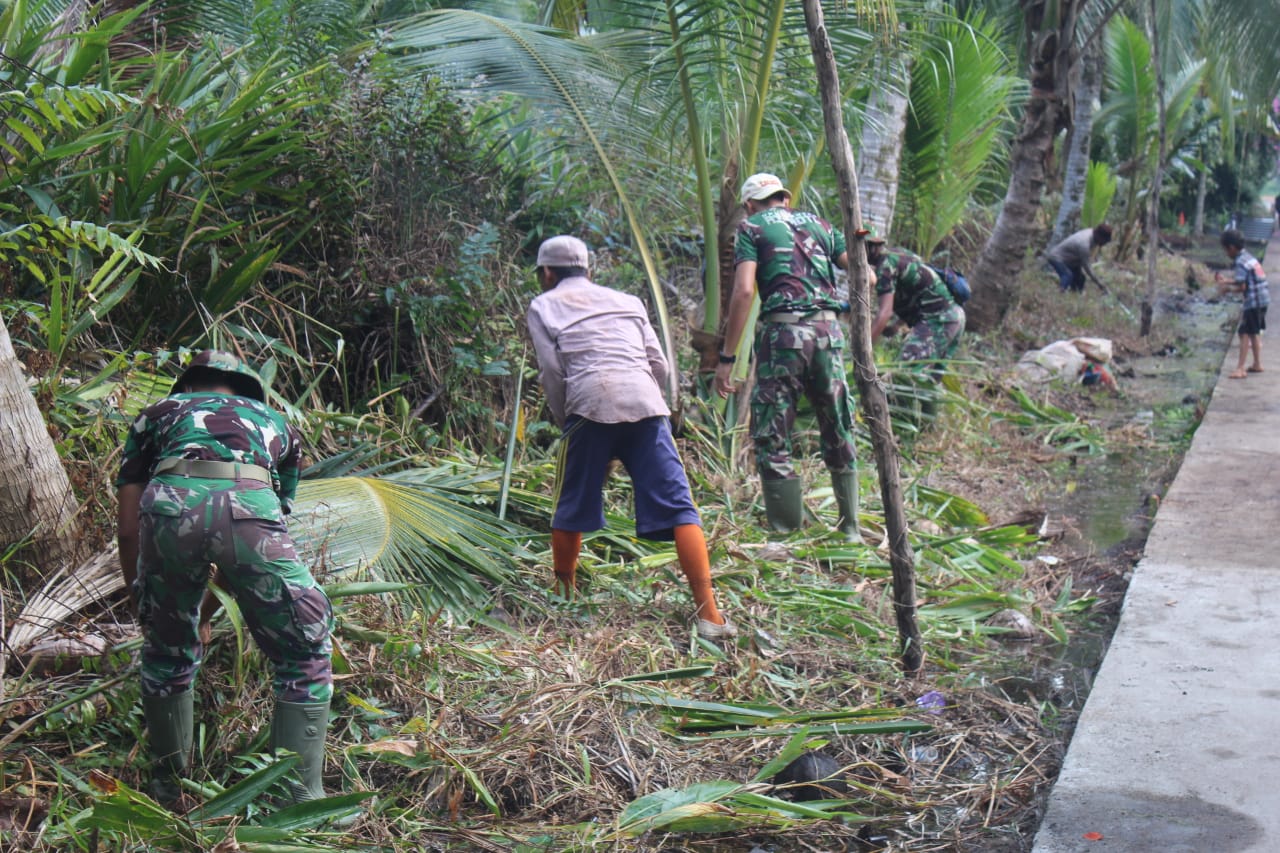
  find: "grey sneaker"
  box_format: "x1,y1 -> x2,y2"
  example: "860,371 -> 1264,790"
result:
696,617 -> 738,640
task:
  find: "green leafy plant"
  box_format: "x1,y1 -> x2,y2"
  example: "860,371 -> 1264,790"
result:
901,12 -> 1020,259
1082,159 -> 1118,227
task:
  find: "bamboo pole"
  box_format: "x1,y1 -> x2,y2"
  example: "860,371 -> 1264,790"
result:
801,0 -> 922,674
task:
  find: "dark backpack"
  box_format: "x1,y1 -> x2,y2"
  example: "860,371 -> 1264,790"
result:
928,264 -> 970,305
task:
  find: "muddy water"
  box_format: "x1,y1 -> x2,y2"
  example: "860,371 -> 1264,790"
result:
995,291 -> 1235,719
1071,292 -> 1235,549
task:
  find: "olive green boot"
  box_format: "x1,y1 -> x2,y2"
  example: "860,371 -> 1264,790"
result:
761,478 -> 804,534
142,690 -> 193,808
831,470 -> 864,544
270,700 -> 330,802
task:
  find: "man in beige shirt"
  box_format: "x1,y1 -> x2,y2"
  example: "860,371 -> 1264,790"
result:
527,235 -> 734,640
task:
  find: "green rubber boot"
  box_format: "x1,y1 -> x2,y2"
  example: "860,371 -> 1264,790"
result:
761,478 -> 804,534
831,470 -> 864,544
142,690 -> 193,808
270,700 -> 330,802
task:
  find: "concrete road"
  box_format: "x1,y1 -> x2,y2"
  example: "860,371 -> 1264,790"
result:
1031,238 -> 1280,852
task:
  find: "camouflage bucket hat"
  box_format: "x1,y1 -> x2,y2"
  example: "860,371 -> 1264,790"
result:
173,350 -> 266,402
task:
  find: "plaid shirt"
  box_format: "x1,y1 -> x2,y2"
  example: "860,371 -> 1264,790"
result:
1234,249 -> 1270,310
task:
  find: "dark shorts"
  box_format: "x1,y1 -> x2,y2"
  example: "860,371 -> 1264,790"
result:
552,415 -> 700,541
1240,307 -> 1267,336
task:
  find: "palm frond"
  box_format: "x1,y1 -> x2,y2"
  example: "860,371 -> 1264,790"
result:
385,9 -> 680,405
1099,15 -> 1158,168
5,468 -> 530,660
1082,159 -> 1118,226
288,474 -> 528,614
902,12 -> 1020,258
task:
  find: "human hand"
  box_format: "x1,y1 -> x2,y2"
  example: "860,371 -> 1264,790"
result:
714,362 -> 737,398
198,620 -> 212,645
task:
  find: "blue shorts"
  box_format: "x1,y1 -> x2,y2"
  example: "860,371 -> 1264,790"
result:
552,416 -> 701,541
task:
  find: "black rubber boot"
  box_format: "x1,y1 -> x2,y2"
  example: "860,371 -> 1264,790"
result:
831,470 -> 864,544
762,478 -> 804,533
142,690 -> 193,808
270,700 -> 330,802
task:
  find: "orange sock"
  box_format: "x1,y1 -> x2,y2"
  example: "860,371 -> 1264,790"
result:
673,524 -> 724,624
551,529 -> 582,597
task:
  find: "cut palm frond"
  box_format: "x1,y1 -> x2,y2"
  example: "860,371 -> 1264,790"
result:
5,470 -> 530,660
290,474 -> 528,613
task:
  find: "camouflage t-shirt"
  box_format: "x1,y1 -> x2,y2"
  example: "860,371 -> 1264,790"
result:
734,207 -> 846,314
116,392 -> 302,508
874,249 -> 953,326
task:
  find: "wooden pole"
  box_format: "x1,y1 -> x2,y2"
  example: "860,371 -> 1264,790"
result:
801,0 -> 923,674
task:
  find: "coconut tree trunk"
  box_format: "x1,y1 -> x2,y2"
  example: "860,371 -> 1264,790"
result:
0,316 -> 80,583
1141,0 -> 1166,337
856,53 -> 912,235
966,0 -> 1084,332
1051,37 -> 1103,245
802,0 -> 922,676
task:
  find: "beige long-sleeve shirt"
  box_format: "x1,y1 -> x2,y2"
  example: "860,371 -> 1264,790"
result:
527,276 -> 670,426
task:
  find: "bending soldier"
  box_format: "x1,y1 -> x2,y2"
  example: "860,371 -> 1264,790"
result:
116,350 -> 334,808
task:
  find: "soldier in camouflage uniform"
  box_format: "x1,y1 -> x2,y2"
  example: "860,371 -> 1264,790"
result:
116,350 -> 334,809
715,173 -> 862,541
866,233 -> 965,365
866,233 -> 965,424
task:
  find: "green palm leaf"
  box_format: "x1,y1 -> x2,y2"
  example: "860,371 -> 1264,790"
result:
290,473 -> 528,614
902,12 -> 1019,258
1082,159 -> 1118,226
384,9 -> 680,405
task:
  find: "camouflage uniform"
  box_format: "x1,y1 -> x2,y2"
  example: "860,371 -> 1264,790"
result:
117,391 -> 333,703
735,206 -> 856,480
874,249 -> 965,366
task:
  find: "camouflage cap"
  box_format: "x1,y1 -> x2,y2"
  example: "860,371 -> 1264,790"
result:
173,350 -> 266,402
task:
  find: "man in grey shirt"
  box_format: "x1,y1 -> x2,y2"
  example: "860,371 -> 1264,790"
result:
527,235 -> 735,640
1046,224 -> 1113,293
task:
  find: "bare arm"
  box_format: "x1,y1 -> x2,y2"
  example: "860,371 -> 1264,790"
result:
715,260 -> 759,397
116,483 -> 143,618
870,291 -> 896,341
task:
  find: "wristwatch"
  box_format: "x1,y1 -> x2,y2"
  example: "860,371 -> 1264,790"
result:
718,351 -> 737,365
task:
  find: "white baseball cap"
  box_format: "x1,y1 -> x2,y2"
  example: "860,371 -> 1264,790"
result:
536,235 -> 590,268
740,173 -> 792,204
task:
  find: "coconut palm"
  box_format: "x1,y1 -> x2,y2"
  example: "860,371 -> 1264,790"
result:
963,0 -> 1128,331
381,3 -> 920,386
856,53 -> 914,235
899,10 -> 1020,260
1050,36 -> 1105,246
1096,13 -> 1204,258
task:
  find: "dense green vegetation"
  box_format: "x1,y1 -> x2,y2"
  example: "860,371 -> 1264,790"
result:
1,0 -> 1274,850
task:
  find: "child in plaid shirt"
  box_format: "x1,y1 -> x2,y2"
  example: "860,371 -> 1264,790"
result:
1216,229 -> 1269,379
